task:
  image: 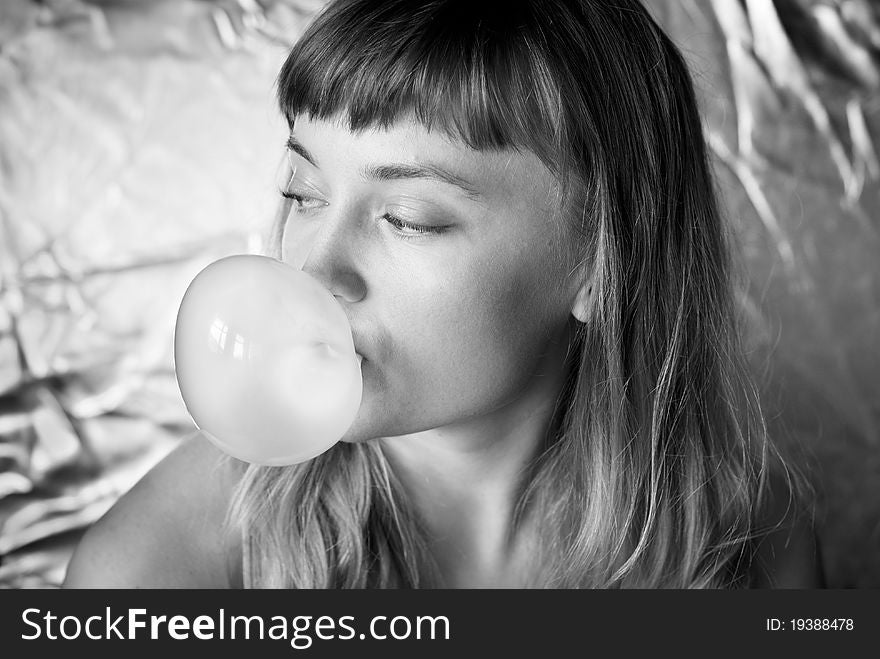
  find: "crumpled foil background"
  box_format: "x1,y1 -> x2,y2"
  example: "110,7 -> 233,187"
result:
0,0 -> 877,588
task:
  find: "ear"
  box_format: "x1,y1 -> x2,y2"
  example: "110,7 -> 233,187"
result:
566,255 -> 595,323
571,280 -> 592,323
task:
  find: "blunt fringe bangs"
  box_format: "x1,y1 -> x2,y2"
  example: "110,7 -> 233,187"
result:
277,0 -> 575,183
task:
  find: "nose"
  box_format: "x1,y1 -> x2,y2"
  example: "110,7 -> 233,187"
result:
285,205 -> 366,305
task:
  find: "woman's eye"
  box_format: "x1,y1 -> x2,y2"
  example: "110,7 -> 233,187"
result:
280,189 -> 324,211
383,213 -> 448,239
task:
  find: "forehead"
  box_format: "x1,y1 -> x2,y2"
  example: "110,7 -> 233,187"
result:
291,114 -> 560,213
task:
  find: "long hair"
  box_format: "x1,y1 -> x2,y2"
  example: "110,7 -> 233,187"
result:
226,0 -> 796,587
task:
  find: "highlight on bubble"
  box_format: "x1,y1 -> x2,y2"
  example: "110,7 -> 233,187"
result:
173,255 -> 363,466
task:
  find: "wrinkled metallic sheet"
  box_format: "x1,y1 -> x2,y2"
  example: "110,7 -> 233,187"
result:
0,0 -> 323,587
651,0 -> 880,587
0,0 -> 878,588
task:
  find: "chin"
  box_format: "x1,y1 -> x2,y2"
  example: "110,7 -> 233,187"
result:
336,408 -> 382,444
335,405 -> 422,445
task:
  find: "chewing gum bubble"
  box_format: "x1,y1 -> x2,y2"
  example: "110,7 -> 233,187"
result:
173,255 -> 362,465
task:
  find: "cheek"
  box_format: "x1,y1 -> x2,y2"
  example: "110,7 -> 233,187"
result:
280,219 -> 319,270
468,263 -> 558,365
389,253 -> 561,407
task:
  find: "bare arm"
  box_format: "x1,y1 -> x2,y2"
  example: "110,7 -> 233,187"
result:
62,432 -> 245,588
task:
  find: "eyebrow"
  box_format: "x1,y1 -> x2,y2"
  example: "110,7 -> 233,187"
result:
286,135 -> 482,201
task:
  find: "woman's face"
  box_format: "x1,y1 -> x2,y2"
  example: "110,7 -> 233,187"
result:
281,114 -> 580,442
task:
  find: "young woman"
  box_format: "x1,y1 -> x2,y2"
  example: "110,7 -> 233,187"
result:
64,0 -> 824,588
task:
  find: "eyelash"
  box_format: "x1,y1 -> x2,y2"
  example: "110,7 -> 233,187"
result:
279,189 -> 448,239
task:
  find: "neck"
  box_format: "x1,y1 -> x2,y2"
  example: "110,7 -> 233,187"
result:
378,321 -> 575,587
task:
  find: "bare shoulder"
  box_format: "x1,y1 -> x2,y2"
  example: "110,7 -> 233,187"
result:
62,432 -> 247,588
749,469 -> 826,589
